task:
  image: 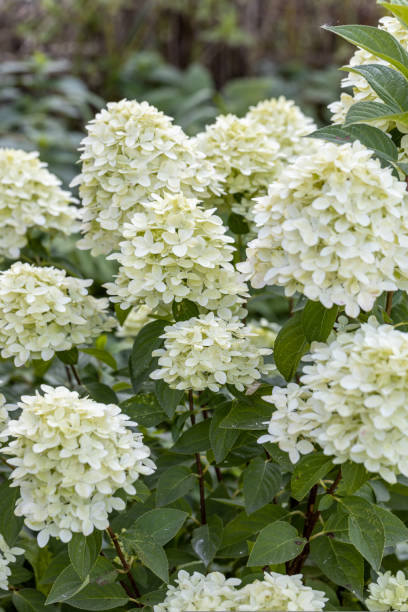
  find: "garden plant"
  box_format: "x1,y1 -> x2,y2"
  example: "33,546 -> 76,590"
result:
4,2 -> 408,611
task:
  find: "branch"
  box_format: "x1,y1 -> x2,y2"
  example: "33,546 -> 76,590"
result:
188,390 -> 207,524
106,526 -> 141,604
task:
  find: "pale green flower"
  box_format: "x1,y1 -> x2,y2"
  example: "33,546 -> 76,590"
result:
3,385 -> 156,547
366,571 -> 408,611
0,148 -> 79,259
0,262 -> 115,366
329,17 -> 408,133
150,313 -> 273,392
247,318 -> 280,348
73,99 -> 222,255
240,140 -> 408,318
0,535 -> 24,592
105,192 -> 248,319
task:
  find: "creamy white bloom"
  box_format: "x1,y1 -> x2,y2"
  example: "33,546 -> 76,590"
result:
154,570 -> 327,612
237,571 -> 327,611
258,383 -> 316,464
105,192 -> 248,319
0,394 -> 12,443
0,262 -> 115,366
329,17 -> 408,132
0,535 -> 24,592
0,148 -> 79,259
366,571 -> 408,611
260,318 -> 408,483
3,385 -> 156,547
240,140 -> 408,318
73,99 -> 221,255
116,306 -> 153,339
150,313 -> 273,392
194,99 -> 315,219
154,570 -> 242,612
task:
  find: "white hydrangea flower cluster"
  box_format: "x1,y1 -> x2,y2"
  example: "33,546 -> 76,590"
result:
0,394 -> 11,443
0,534 -> 24,592
3,385 -> 156,547
366,571 -> 408,611
194,98 -> 315,219
0,262 -> 115,366
73,99 -> 222,255
154,570 -> 242,612
150,313 -> 273,392
240,140 -> 408,318
105,192 -> 248,319
154,570 -> 327,612
329,17 -> 408,131
0,148 -> 79,259
237,571 -> 327,611
260,318 -> 408,483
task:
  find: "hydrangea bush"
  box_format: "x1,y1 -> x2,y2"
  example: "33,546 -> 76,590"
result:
4,4 -> 408,611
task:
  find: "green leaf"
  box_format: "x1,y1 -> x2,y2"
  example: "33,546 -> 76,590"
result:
380,2 -> 408,27
345,63 -> 408,110
345,100 -> 408,126
291,453 -> 333,501
221,505 -> 286,548
84,382 -> 118,405
154,380 -> 184,418
172,420 -> 211,454
172,299 -> 199,322
243,457 -> 281,514
46,564 -> 89,604
156,465 -> 196,506
310,536 -> 364,598
336,462 -> 369,496
115,303 -> 132,326
134,508 -> 188,546
68,531 -> 102,581
210,402 -> 240,463
65,582 -> 128,610
13,589 -> 57,612
192,516 -> 223,566
121,393 -> 166,427
274,312 -> 309,381
323,24 -> 408,79
130,320 -> 168,392
228,212 -> 250,234
81,348 -> 117,370
341,496 -> 385,569
309,124 -> 399,165
56,347 -> 79,365
219,398 -> 272,430
248,521 -> 306,566
301,301 -> 338,343
373,505 -> 408,547
39,551 -> 70,585
0,482 -> 23,546
122,527 -> 169,582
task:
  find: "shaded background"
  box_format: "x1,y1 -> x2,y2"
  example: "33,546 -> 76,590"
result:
0,0 -> 384,184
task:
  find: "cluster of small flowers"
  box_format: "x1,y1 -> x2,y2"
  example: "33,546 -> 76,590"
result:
2,385 -> 156,547
0,262 -> 115,366
329,17 -> 408,132
0,148 -> 79,259
0,534 -> 24,592
366,571 -> 408,611
0,394 -> 12,443
194,97 -> 316,219
247,318 -> 281,348
240,140 -> 408,318
150,313 -> 273,392
105,192 -> 248,319
116,305 -> 153,342
260,318 -> 408,483
73,99 -> 222,255
154,570 -> 327,611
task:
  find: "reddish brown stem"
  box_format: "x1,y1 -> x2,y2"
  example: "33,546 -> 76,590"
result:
70,364 -> 82,386
386,291 -> 394,318
107,526 -> 141,603
188,390 -> 207,524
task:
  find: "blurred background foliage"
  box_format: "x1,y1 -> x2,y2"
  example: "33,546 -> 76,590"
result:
0,0 -> 384,184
